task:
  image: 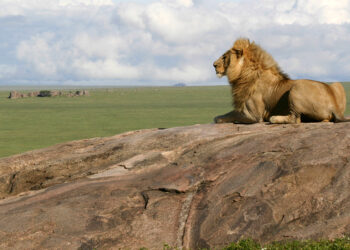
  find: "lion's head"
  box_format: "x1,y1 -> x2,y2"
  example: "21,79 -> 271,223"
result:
213,38 -> 249,80
213,49 -> 244,79
213,38 -> 288,84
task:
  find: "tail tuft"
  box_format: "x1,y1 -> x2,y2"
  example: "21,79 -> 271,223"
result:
333,113 -> 350,123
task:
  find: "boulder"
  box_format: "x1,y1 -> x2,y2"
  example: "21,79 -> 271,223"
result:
27,92 -> 39,97
0,122 -> 350,249
8,91 -> 21,99
74,90 -> 89,96
50,90 -> 61,97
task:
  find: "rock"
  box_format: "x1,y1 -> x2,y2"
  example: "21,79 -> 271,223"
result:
50,90 -> 61,97
27,92 -> 39,97
7,90 -> 88,99
0,122 -> 350,249
9,91 -> 39,98
74,90 -> 89,96
8,91 -> 21,99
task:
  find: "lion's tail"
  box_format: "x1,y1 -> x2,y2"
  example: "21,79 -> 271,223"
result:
333,113 -> 350,123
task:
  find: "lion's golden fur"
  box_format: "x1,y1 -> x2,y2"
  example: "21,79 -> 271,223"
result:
213,38 -> 347,124
228,39 -> 290,111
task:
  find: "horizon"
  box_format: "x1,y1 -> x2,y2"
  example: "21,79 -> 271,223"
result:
2,81 -> 350,92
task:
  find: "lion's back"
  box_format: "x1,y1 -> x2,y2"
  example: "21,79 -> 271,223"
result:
289,80 -> 345,121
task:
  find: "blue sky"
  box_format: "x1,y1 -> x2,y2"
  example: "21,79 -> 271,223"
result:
0,0 -> 350,86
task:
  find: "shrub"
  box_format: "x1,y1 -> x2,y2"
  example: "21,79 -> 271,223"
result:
38,90 -> 52,97
224,237 -> 350,250
224,239 -> 261,250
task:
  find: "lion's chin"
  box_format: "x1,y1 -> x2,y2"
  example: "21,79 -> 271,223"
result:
216,73 -> 224,78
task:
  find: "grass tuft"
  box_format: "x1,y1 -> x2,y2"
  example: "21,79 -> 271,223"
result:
224,237 -> 350,250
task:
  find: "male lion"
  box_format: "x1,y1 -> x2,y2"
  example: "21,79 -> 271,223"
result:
213,38 -> 347,124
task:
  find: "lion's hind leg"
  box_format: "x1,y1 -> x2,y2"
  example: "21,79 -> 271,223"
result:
269,113 -> 301,124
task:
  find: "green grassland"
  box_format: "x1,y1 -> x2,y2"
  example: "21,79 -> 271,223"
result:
1,83 -> 350,158
0,86 -> 232,158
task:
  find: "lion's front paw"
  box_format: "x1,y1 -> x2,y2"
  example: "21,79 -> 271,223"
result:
269,116 -> 278,124
269,116 -> 289,124
214,116 -> 225,123
270,115 -> 300,124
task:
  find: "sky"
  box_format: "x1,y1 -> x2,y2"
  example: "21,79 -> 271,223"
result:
0,0 -> 350,86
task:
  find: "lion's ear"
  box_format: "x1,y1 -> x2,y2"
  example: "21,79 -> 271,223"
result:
236,49 -> 243,58
231,49 -> 243,58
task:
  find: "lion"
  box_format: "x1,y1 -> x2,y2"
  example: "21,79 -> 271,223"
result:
213,38 -> 347,124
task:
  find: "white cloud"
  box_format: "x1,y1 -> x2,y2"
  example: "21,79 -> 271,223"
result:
144,2 -> 225,45
117,2 -> 146,29
73,33 -> 127,60
0,64 -> 16,79
219,0 -> 350,27
0,0 -> 348,85
300,0 -> 350,24
59,0 -> 114,7
17,33 -> 59,76
0,0 -> 114,18
161,0 -> 194,8
73,58 -> 140,79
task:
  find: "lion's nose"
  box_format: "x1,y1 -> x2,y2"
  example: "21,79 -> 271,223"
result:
213,62 -> 217,68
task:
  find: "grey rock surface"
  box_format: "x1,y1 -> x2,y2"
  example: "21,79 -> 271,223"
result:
0,122 -> 350,249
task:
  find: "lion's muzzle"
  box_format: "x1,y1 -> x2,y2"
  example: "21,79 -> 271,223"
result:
213,62 -> 224,78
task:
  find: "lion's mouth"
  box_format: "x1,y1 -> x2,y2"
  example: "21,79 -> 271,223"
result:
216,73 -> 224,78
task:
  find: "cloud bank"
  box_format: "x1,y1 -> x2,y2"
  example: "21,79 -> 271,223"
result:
0,0 -> 350,85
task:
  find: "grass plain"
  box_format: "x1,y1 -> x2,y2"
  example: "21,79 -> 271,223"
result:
0,86 -> 232,158
0,83 -> 350,158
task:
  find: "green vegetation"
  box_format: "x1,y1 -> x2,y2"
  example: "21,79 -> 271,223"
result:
0,86 -> 231,158
223,237 -> 350,250
146,237 -> 350,249
1,83 -> 350,158
38,90 -> 52,97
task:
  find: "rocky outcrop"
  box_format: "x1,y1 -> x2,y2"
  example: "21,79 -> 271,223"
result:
8,90 -> 89,99
8,91 -> 23,99
0,122 -> 350,249
9,91 -> 40,99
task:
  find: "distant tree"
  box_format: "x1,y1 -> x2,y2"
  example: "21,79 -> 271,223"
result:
38,90 -> 52,97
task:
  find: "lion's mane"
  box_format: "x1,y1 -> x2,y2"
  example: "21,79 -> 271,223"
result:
229,38 -> 290,111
